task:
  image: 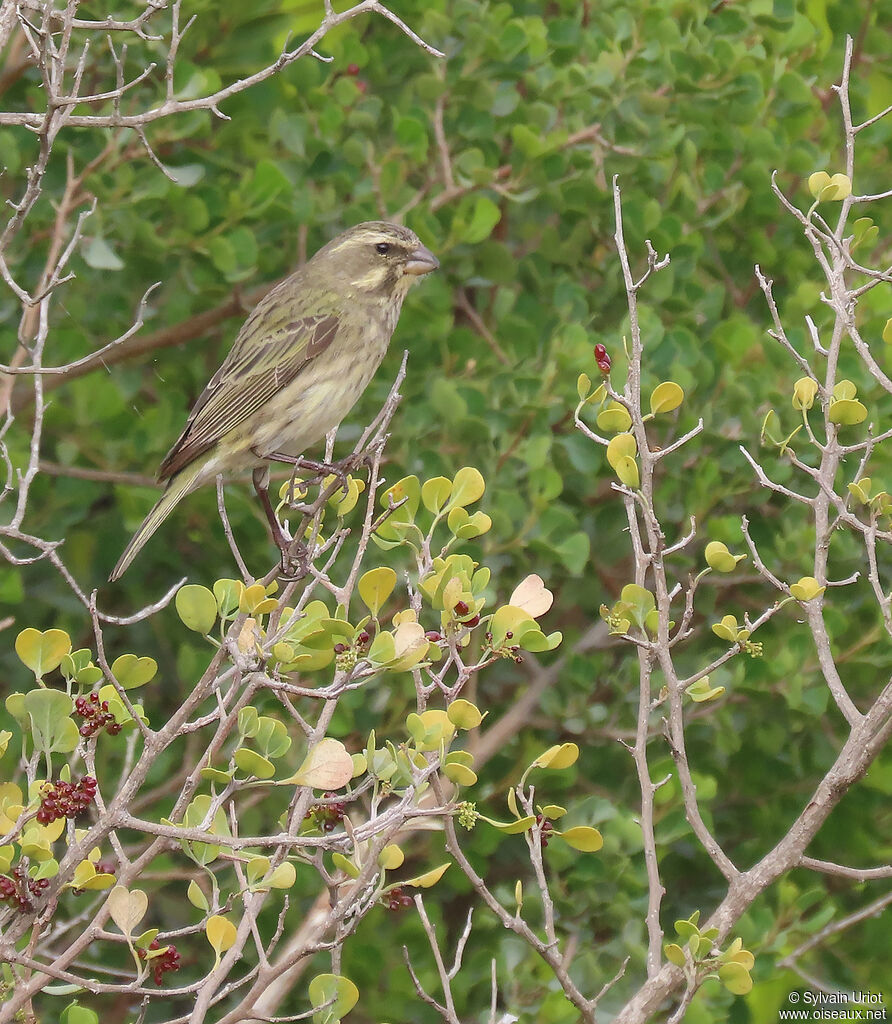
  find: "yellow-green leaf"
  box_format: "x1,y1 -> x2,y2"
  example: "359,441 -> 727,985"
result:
187,880 -> 209,911
792,377 -> 818,411
358,567 -> 397,616
422,475 -> 453,513
789,576 -> 825,602
828,398 -> 867,426
110,654 -> 157,690
447,699 -> 483,729
606,432 -> 637,469
205,915 -> 237,956
807,171 -> 831,198
378,845 -> 404,870
405,862 -> 451,888
596,401 -> 633,433
650,381 -> 684,415
719,962 -> 753,995
614,454 -> 640,488
309,974 -> 359,1023
175,585 -> 217,634
448,467 -> 485,508
532,742 -> 579,771
15,628 -> 72,679
557,826 -> 603,852
704,541 -> 745,573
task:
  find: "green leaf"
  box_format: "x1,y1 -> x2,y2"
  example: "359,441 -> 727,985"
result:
82,238 -> 124,271
60,1002 -> 100,1024
24,690 -> 77,755
463,196 -> 502,244
422,476 -> 452,513
234,747 -> 276,779
719,962 -> 753,995
175,585 -> 218,634
187,880 -> 209,911
110,654 -> 157,690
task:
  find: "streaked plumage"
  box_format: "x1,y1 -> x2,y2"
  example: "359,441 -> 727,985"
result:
110,222 -> 438,581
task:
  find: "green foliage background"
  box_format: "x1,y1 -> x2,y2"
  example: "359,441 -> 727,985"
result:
2,0 -> 891,1020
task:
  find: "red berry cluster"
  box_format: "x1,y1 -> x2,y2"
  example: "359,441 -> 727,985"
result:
305,792 -> 346,833
333,629 -> 372,663
36,776 -> 97,825
139,939 -> 181,986
74,692 -> 122,737
484,629 -> 524,665
594,343 -> 611,376
0,866 -> 50,914
381,885 -> 413,912
536,814 -> 555,849
453,601 -> 480,628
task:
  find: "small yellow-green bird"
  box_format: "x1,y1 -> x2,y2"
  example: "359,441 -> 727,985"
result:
110,221 -> 438,581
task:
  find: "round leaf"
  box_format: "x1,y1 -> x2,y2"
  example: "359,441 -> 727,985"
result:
205,914 -> 237,955
175,585 -> 217,634
358,567 -> 397,616
650,381 -> 684,415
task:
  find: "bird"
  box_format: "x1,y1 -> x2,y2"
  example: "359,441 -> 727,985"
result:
109,221 -> 439,581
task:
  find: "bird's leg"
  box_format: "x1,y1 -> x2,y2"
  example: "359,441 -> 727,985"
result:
252,456 -> 316,580
251,466 -> 303,577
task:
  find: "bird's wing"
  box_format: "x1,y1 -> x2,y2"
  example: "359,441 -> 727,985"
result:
157,312 -> 339,481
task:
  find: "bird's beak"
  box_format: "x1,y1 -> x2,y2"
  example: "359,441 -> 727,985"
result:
404,243 -> 439,276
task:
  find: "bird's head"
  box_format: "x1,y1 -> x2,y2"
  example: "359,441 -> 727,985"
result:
314,221 -> 439,298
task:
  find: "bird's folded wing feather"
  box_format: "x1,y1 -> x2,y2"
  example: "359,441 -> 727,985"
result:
157,313 -> 339,481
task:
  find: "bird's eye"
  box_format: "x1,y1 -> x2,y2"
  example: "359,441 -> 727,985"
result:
375,242 -> 391,255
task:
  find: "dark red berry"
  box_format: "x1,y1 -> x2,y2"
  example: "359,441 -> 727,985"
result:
357,631 -> 370,645
597,357 -> 611,375
424,631 -> 441,642
465,614 -> 480,628
454,601 -> 470,617
347,63 -> 360,75
333,643 -> 347,655
594,344 -> 607,360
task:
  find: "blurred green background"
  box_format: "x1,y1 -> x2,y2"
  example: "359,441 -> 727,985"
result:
2,0 -> 891,1020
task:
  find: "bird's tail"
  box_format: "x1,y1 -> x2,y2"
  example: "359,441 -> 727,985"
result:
109,463 -> 203,581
